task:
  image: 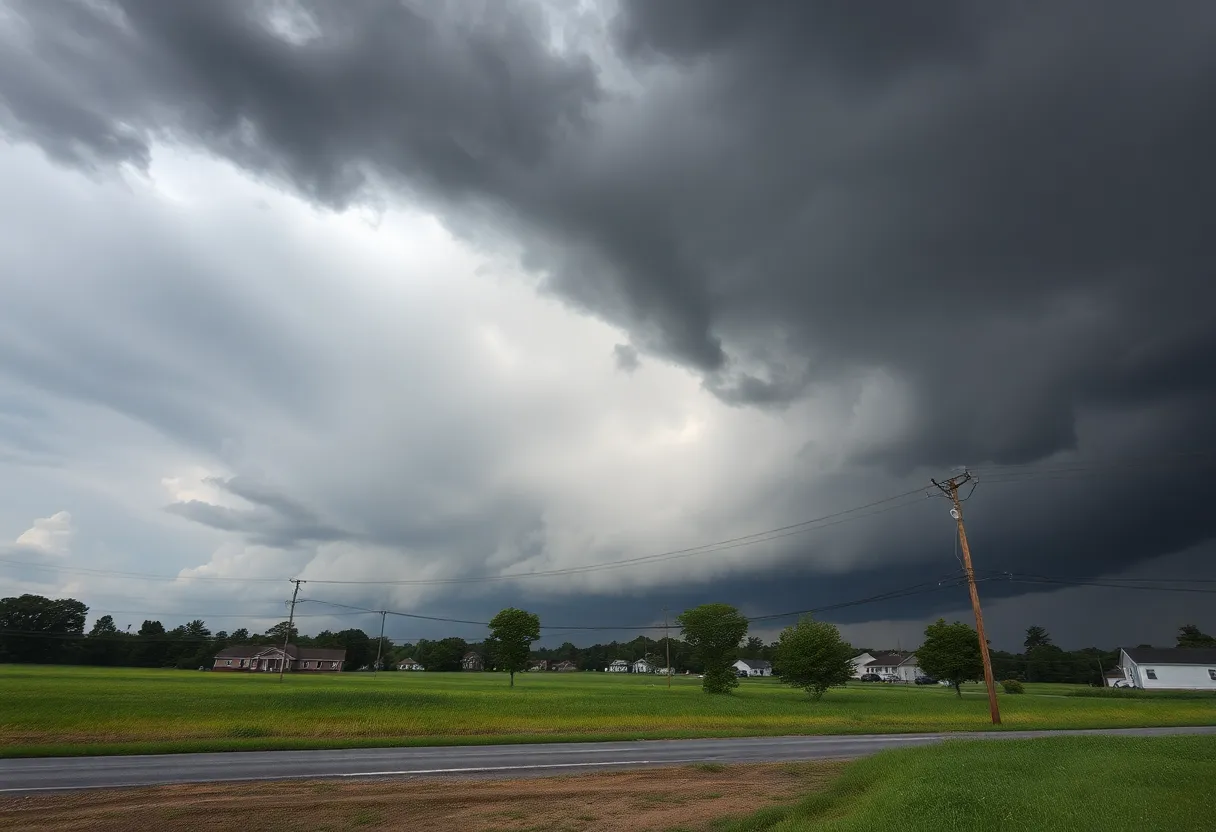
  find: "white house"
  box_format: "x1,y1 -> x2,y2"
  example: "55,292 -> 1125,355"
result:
1113,647 -> 1216,691
852,652 -> 923,682
607,659 -> 630,673
849,653 -> 874,678
396,658 -> 423,671
631,658 -> 653,674
733,659 -> 773,677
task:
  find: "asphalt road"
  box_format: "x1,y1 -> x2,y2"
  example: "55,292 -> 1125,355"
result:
2,726 -> 1213,793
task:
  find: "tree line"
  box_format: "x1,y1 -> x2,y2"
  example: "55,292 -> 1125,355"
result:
2,594 -> 1212,694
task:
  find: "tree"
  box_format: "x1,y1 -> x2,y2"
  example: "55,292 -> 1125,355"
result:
265,621 -> 299,645
229,628 -> 250,643
0,594 -> 89,664
677,603 -> 749,694
416,637 -> 468,671
89,615 -> 118,636
488,607 -> 541,686
773,616 -> 854,700
313,629 -> 372,671
1177,624 -> 1216,648
917,619 -> 984,697
133,620 -> 169,667
1023,625 -> 1052,650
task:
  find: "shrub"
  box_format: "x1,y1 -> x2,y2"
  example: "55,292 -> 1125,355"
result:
1001,679 -> 1025,694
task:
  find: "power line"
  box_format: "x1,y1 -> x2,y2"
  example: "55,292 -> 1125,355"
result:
298,575 -> 967,632
1000,573 -> 1216,595
297,489 -> 932,586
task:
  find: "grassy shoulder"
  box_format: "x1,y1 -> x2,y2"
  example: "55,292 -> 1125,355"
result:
710,734 -> 1216,832
2,665 -> 1214,757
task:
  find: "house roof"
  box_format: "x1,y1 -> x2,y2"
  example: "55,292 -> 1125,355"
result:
214,645 -> 263,658
737,659 -> 772,669
1122,647 -> 1216,665
214,644 -> 345,661
609,659 -> 629,665
866,652 -> 913,667
463,651 -> 481,659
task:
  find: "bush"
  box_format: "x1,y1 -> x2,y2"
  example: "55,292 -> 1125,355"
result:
1001,679 -> 1025,694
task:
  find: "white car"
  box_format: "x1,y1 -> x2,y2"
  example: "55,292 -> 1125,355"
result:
881,674 -> 902,683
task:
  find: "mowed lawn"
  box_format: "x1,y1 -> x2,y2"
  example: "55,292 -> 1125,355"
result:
715,734 -> 1216,831
1,666 -> 1213,757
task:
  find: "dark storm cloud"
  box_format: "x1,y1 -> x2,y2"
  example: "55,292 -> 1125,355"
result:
4,0 -> 1216,624
0,0 -> 600,204
5,0 -> 1214,464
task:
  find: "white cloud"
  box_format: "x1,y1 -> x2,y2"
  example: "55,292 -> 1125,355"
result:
14,510 -> 73,557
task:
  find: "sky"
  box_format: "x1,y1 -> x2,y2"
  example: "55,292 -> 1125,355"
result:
1,0 -> 1215,652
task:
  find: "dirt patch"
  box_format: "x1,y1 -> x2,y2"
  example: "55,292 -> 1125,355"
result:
0,762 -> 845,832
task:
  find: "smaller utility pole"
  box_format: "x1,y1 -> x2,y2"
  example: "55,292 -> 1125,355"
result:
663,607 -> 672,689
373,610 -> 387,677
279,579 -> 304,682
932,471 -> 1000,725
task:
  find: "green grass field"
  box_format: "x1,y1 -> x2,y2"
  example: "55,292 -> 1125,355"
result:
1,666 -> 1213,757
711,734 -> 1216,831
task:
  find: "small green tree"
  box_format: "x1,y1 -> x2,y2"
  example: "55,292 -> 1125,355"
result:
916,618 -> 983,697
773,616 -> 854,700
488,607 -> 541,687
677,603 -> 749,694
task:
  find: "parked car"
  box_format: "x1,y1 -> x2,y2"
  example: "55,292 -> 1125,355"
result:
914,676 -> 938,685
859,673 -> 882,682
881,674 -> 902,683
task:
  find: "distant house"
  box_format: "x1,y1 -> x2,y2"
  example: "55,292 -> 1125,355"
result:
733,659 -> 773,677
397,658 -> 423,671
607,659 -> 630,673
1114,647 -> 1216,691
528,659 -> 549,672
553,660 -> 578,672
631,658 -> 653,674
461,651 -> 484,671
212,644 -> 345,673
853,652 -> 922,682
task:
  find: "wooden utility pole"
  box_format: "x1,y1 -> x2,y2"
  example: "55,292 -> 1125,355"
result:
932,471 -> 1001,725
373,610 -> 387,677
279,579 -> 305,682
663,607 -> 672,689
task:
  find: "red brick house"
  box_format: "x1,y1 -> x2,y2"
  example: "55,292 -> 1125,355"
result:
212,644 -> 346,672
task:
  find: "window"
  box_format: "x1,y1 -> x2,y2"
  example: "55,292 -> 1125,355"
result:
1208,669 -> 1216,681
1145,669 -> 1157,680
225,660 -> 231,666
239,659 -> 246,667
303,661 -> 310,669
331,661 -> 338,668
